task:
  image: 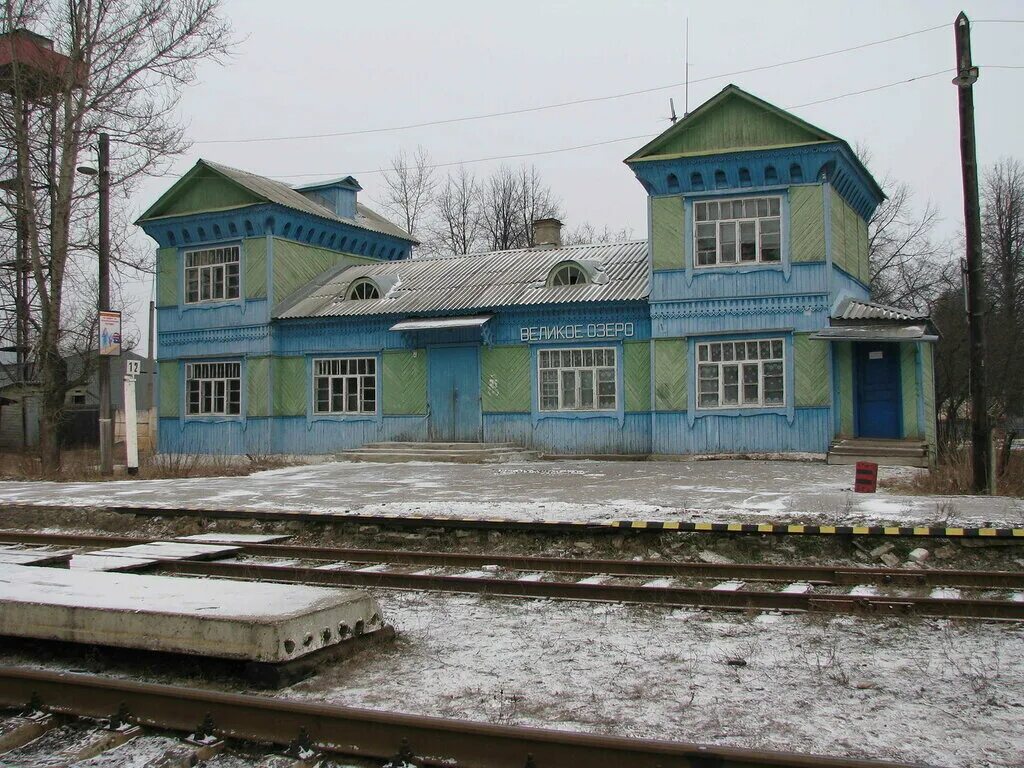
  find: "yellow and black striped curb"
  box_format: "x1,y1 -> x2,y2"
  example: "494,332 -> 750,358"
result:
607,520 -> 1024,537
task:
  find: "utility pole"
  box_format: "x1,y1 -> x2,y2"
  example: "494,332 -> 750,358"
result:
953,12 -> 990,494
98,132 -> 112,476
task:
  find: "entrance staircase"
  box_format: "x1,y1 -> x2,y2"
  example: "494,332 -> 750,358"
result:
826,437 -> 930,468
338,441 -> 539,464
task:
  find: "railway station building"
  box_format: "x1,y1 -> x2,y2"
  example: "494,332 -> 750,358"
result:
137,86 -> 937,465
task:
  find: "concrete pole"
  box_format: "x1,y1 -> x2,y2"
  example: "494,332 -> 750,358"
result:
98,132 -> 112,475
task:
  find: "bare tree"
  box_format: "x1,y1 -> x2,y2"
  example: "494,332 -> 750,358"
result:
518,164 -> 560,247
429,165 -> 480,256
378,145 -> 435,243
477,163 -> 560,251
562,222 -> 635,246
0,0 -> 232,471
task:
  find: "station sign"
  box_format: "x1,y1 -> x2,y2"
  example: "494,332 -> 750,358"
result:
520,322 -> 635,343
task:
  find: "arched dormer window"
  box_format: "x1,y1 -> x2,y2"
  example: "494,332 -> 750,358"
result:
738,168 -> 752,187
789,163 -> 804,183
347,278 -> 381,300
666,173 -> 679,192
690,172 -> 705,191
714,169 -> 728,189
764,165 -> 779,184
548,262 -> 589,287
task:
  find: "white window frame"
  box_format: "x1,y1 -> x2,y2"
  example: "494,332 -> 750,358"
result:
538,347 -> 617,412
695,338 -> 786,410
185,361 -> 241,416
548,262 -> 588,287
313,357 -> 377,415
347,279 -> 381,300
184,245 -> 240,304
693,195 -> 782,268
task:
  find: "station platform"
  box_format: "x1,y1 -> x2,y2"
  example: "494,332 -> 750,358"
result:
0,563 -> 385,665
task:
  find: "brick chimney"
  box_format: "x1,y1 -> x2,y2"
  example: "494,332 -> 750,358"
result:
533,218 -> 562,249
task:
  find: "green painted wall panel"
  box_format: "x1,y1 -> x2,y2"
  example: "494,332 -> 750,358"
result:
623,341 -> 652,413
247,356 -> 270,418
922,343 -> 936,449
273,238 -> 375,303
244,238 -> 267,299
382,350 -> 427,416
653,338 -> 686,411
836,342 -> 854,435
158,360 -> 179,418
158,175 -> 261,217
790,186 -> 825,263
794,333 -> 830,407
901,344 -> 919,438
831,189 -> 869,282
273,356 -> 307,417
156,247 -> 177,307
481,345 -> 531,413
643,96 -> 825,157
651,197 -> 685,271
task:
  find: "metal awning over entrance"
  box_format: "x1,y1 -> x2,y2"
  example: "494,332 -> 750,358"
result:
810,324 -> 938,343
389,315 -> 492,332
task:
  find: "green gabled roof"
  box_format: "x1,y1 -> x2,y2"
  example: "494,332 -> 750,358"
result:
625,84 -> 841,163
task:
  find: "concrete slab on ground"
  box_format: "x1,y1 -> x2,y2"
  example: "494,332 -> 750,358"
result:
0,547 -> 72,567
0,563 -> 383,663
175,532 -> 292,544
0,459 -> 1019,528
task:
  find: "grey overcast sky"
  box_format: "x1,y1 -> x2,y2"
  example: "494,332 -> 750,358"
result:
124,0 -> 1023,345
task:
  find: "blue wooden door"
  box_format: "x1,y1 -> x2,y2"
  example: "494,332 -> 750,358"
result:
428,345 -> 481,442
856,343 -> 901,439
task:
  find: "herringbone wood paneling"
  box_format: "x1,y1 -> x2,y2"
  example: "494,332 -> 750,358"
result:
652,197 -> 685,270
481,346 -> 530,413
273,356 -> 307,417
794,334 -> 830,407
624,341 -> 651,412
383,349 -> 427,415
901,344 -> 919,438
247,356 -> 270,417
158,360 -> 179,418
790,186 -> 824,263
156,248 -> 177,307
836,342 -> 854,435
654,338 -> 686,411
243,237 -> 267,299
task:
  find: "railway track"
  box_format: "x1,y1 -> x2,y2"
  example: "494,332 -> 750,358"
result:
3,529 -> 1024,621
0,666 -> 929,768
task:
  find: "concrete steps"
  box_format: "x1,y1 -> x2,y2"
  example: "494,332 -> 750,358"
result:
339,441 -> 539,464
827,437 -> 930,468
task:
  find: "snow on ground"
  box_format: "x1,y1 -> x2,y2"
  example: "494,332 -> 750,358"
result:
0,459 -> 1020,527
288,591 -> 1024,768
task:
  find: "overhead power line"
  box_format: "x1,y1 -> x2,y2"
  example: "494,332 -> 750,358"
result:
194,21 -> 953,146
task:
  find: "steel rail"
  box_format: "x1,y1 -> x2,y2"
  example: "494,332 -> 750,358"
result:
160,559 -> 1024,621
0,666 -> 929,768
2,529 -> 1023,590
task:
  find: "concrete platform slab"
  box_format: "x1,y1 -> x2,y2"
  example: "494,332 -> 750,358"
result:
87,541 -> 240,561
69,554 -> 158,572
0,563 -> 384,663
175,533 -> 292,544
0,547 -> 72,567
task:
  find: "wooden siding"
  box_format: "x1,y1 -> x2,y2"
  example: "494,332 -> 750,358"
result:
653,338 -> 686,411
273,238 -> 374,303
156,247 -> 177,307
830,188 -> 869,283
247,356 -> 270,418
922,343 -> 936,449
653,408 -> 831,454
901,344 -> 919,438
651,196 -> 685,270
272,356 -> 306,417
481,345 -> 530,413
154,174 -> 261,218
790,186 -> 825,263
244,237 -> 268,299
624,340 -> 651,413
836,342 -> 854,435
382,349 -> 427,415
794,333 -> 830,407
158,360 -> 179,418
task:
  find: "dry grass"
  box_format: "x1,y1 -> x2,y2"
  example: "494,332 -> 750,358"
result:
0,448 -> 295,482
882,444 -> 1024,498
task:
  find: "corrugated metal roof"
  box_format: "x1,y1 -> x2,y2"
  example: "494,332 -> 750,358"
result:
202,161 -> 414,243
812,325 -> 937,342
833,298 -> 926,323
276,240 -> 650,319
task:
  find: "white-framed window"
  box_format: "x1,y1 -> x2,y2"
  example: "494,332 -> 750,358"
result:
696,339 -> 785,409
313,357 -> 377,414
185,245 -> 240,303
347,279 -> 380,300
186,361 -> 241,416
694,196 -> 781,267
538,347 -> 617,412
548,262 -> 588,287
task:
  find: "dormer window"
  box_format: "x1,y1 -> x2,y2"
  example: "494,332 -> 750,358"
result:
694,196 -> 781,268
548,262 -> 589,287
347,278 -> 381,300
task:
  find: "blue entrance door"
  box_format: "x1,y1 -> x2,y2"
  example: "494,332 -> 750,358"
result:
428,345 -> 481,442
855,342 -> 901,439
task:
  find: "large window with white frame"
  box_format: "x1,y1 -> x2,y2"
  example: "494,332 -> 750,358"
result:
186,361 -> 241,416
185,245 -> 240,303
313,357 -> 377,415
538,347 -> 617,412
694,196 -> 781,267
696,339 -> 785,409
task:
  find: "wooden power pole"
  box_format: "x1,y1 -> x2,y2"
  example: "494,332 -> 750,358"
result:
953,12 -> 991,494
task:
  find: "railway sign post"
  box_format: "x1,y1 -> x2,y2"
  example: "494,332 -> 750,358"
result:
124,358 -> 141,475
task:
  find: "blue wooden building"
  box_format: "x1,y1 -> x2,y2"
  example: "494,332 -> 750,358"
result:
138,86 -> 937,465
